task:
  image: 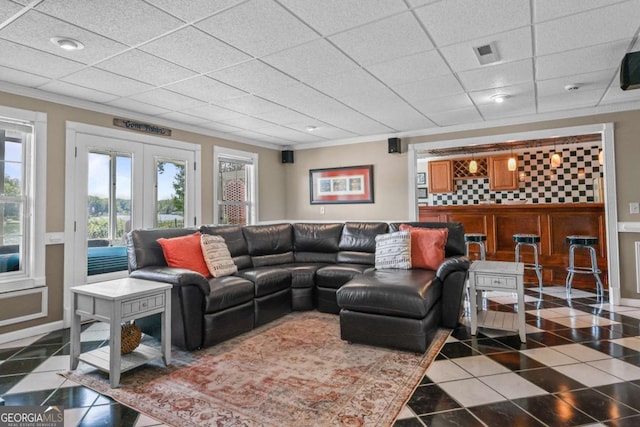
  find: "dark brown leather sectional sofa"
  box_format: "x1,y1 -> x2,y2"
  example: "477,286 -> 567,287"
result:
126,222 -> 470,353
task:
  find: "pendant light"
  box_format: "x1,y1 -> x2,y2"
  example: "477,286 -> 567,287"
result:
469,152 -> 478,174
507,147 -> 517,171
551,143 -> 562,168
598,149 -> 604,166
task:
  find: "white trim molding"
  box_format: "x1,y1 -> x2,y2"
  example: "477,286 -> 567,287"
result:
0,286 -> 47,328
0,320 -> 64,345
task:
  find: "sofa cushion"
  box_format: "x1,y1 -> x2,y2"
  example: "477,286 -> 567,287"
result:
200,225 -> 252,270
127,227 -> 199,271
237,267 -> 291,297
204,276 -> 255,314
243,223 -> 293,255
400,225 -> 448,270
389,222 -> 464,257
374,230 -> 412,270
293,223 -> 343,263
336,269 -> 441,319
280,263 -> 327,288
338,222 -> 389,252
157,232 -> 210,277
200,234 -> 237,277
315,264 -> 371,289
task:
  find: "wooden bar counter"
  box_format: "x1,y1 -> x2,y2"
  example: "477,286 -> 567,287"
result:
419,203 -> 607,289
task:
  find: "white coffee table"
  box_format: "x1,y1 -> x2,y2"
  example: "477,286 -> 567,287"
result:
70,278 -> 172,387
468,260 -> 526,342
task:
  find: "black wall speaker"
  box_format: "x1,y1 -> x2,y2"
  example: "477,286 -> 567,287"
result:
388,137 -> 401,154
620,51 -> 640,90
281,150 -> 294,164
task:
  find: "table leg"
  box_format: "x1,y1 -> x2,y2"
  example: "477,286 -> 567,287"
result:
70,293 -> 81,370
161,289 -> 171,366
109,309 -> 122,388
470,274 -> 478,336
517,274 -> 526,343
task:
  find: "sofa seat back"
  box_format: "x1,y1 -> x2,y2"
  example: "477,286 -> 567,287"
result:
242,223 -> 294,267
337,222 -> 388,265
293,223 -> 342,263
200,225 -> 252,270
126,227 -> 199,272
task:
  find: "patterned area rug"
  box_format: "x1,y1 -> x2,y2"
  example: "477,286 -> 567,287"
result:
63,311 -> 449,426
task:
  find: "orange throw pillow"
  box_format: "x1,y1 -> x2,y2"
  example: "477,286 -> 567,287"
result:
399,225 -> 448,270
157,232 -> 210,277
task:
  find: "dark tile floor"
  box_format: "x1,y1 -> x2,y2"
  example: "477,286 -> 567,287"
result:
2,285 -> 639,426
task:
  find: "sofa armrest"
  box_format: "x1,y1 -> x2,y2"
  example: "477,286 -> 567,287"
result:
129,266 -> 210,295
436,256 -> 471,282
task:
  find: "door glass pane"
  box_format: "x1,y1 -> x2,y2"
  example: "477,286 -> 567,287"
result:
156,159 -> 185,228
87,151 -> 130,276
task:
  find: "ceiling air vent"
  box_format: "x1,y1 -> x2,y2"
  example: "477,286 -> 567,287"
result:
473,41 -> 500,65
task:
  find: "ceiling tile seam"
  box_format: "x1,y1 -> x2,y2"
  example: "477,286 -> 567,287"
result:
0,0 -> 40,31
530,0 -> 540,114
532,0 -> 634,25
407,4 -> 486,124
139,0 -> 252,26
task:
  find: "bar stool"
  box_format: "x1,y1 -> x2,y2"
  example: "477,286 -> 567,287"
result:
464,233 -> 487,260
565,235 -> 604,297
513,234 -> 543,290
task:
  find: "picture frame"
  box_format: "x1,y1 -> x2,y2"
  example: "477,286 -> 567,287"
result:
417,172 -> 426,185
309,165 -> 374,204
418,187 -> 428,199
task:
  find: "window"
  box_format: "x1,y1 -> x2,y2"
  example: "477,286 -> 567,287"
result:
155,158 -> 185,228
214,147 -> 258,225
0,108 -> 46,293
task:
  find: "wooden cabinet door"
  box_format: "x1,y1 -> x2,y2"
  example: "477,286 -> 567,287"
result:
428,160 -> 453,193
489,156 -> 518,191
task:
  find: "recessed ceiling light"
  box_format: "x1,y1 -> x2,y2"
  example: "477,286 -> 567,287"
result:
50,37 -> 84,51
564,84 -> 580,91
305,125 -> 318,132
490,94 -> 508,103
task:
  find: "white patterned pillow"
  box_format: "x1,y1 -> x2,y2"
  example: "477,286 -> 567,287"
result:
200,234 -> 238,277
374,230 -> 412,270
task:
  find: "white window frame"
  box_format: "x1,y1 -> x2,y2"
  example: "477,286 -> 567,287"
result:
0,105 -> 46,294
213,146 -> 258,225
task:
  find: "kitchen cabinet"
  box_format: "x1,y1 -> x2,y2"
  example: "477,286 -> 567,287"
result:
488,155 -> 518,191
428,160 -> 453,193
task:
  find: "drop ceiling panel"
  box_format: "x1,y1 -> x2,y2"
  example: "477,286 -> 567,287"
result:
0,10 -> 128,64
536,41 -> 630,81
1,0 -> 23,21
306,68 -> 387,99
263,39 -> 358,81
156,111 -> 210,125
96,49 -> 197,86
163,76 -> 247,102
195,0 -> 318,57
139,27 -> 250,74
536,69 -> 615,97
473,83 -> 536,119
533,0 -> 628,23
198,121 -> 243,133
279,0 -> 407,36
394,74 -> 466,103
35,0 -> 184,46
128,88 -> 206,111
428,106 -> 483,127
0,38 -> 85,79
311,108 -> 393,135
367,50 -> 451,86
415,0 -> 530,46
106,98 -> 172,116
213,95 -> 285,115
457,58 -> 533,92
439,27 -> 533,73
537,88 -> 607,113
285,121 -> 357,139
251,107 -> 313,125
249,124 -> 324,142
0,65 -> 50,87
61,68 -> 153,97
208,60 -> 299,96
38,80 -> 118,103
182,104 -> 245,121
217,115 -> 277,130
329,12 -> 433,66
535,1 -> 640,56
412,93 -> 474,115
227,129 -> 298,144
145,0 -> 244,23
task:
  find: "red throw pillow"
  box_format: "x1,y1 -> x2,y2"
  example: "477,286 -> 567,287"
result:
399,225 -> 448,270
157,232 -> 211,277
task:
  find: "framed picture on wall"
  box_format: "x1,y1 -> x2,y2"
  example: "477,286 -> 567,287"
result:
418,187 -> 428,199
417,172 -> 426,185
309,165 -> 374,204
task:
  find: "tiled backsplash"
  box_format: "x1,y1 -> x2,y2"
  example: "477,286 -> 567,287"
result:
430,144 -> 603,205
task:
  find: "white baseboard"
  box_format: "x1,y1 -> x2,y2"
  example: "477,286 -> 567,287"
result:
0,320 -> 64,345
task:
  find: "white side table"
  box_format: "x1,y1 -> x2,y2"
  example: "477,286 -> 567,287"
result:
468,260 -> 526,343
70,278 -> 172,388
